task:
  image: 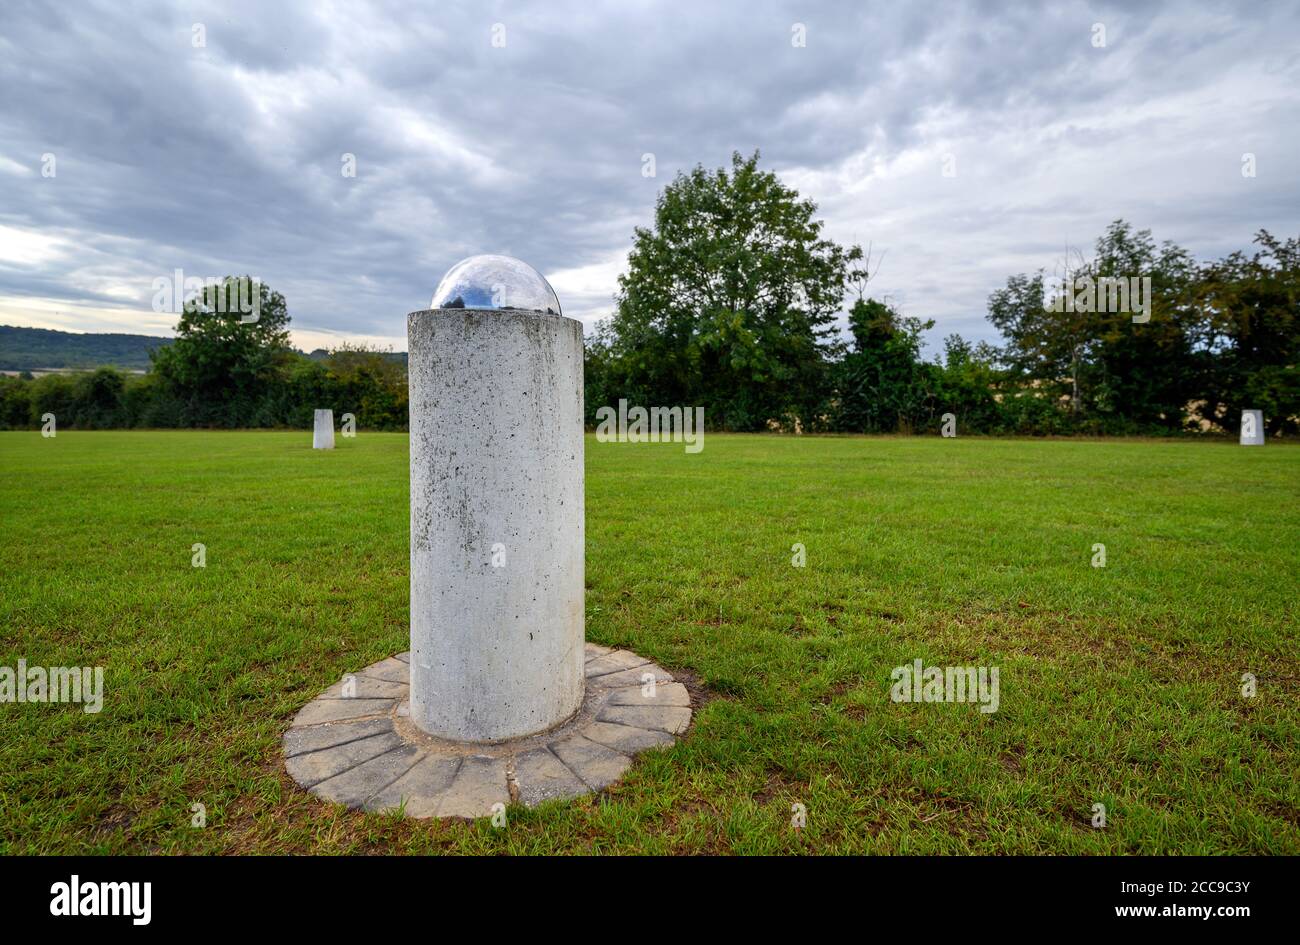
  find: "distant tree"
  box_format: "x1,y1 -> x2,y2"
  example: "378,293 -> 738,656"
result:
987,221 -> 1203,432
986,269 -> 1057,390
1195,230 -> 1300,435
1075,222 -> 1201,430
325,343 -> 408,430
834,297 -> 934,433
928,335 -> 1004,433
72,367 -> 127,428
149,277 -> 292,426
26,373 -> 78,428
0,375 -> 32,427
582,323 -> 618,427
605,151 -> 855,431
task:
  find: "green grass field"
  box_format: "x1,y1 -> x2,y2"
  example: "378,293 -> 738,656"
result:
1,431 -> 1296,854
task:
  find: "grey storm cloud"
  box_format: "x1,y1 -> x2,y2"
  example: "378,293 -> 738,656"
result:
1,0 -> 1298,351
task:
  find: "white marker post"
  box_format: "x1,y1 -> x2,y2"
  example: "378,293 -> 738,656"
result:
313,409 -> 335,450
1240,409 -> 1264,446
407,256 -> 584,742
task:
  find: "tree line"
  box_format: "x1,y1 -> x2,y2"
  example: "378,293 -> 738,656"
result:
0,280 -> 408,431
2,153 -> 1295,435
587,152 -> 1297,436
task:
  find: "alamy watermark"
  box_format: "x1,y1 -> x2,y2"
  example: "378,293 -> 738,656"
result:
1047,275 -> 1151,323
594,399 -> 704,453
50,875 -> 150,925
151,270 -> 261,323
890,659 -> 999,713
1,660 -> 104,713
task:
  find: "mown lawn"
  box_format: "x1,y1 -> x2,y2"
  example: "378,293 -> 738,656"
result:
0,430 -> 1296,854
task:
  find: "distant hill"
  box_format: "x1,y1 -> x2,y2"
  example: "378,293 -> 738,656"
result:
305,348 -> 408,368
0,325 -> 171,371
0,325 -> 410,372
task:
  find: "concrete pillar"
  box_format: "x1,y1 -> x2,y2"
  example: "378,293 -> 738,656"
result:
1240,410 -> 1264,446
407,265 -> 584,743
313,409 -> 335,450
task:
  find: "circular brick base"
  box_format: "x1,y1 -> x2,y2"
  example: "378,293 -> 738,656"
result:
283,643 -> 690,819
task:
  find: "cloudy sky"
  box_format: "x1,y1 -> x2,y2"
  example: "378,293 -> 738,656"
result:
2,0 -> 1297,355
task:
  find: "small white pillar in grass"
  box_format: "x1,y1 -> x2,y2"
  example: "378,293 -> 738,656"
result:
1240,410 -> 1264,446
408,255 -> 584,743
312,409 -> 335,449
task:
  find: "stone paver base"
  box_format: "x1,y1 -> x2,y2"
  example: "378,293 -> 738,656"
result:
284,644 -> 690,819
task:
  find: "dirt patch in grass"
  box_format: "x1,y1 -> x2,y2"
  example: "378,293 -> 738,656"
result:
753,769 -> 808,806
671,664 -> 722,712
999,748 -> 1025,775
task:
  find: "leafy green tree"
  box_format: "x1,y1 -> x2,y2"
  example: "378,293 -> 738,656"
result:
25,373 -> 77,428
834,297 -> 934,432
0,375 -> 32,428
606,151 -> 854,431
326,344 -> 408,430
1074,222 -> 1201,430
928,335 -> 1004,433
987,221 -> 1203,432
71,367 -> 127,428
582,323 -> 618,427
150,277 -> 292,426
1195,230 -> 1300,435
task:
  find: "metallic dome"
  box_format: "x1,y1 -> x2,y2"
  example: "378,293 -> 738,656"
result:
430,254 -> 562,316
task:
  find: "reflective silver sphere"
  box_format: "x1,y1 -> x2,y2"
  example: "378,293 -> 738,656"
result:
431,254 -> 562,316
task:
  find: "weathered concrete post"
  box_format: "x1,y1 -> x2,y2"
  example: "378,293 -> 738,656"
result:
313,409 -> 335,450
1240,409 -> 1264,446
407,255 -> 584,742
